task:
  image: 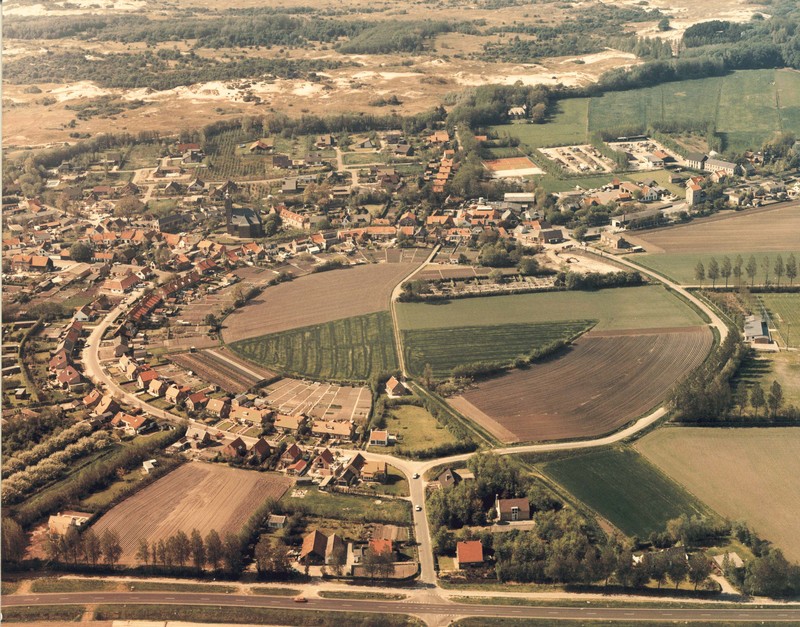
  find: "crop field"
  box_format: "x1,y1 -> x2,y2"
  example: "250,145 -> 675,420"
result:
758,293 -> 800,348
448,327 -> 712,443
637,428 -> 800,562
397,285 -> 703,332
493,70 -> 800,155
229,312 -> 397,382
91,463 -> 292,564
540,448 -> 708,538
222,262 -> 420,343
626,204 -> 800,254
264,377 -> 372,422
402,320 -> 594,378
170,349 -> 274,394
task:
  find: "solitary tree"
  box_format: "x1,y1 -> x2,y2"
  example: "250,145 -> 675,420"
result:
694,260 -> 705,285
721,256 -> 732,288
688,553 -> 712,590
136,538 -> 150,566
767,380 -> 784,418
1,518 -> 27,564
750,385 -> 766,418
101,530 -> 122,567
733,254 -> 744,284
205,530 -> 223,570
707,257 -> 720,288
761,255 -> 771,285
774,255 -> 785,287
786,253 -> 797,285
667,554 -> 689,590
746,255 -> 758,287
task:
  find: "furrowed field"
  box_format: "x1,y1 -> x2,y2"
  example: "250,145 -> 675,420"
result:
396,285 -> 703,332
758,293 -> 800,347
538,448 -> 709,538
229,312 -> 397,382
402,320 -> 594,378
492,69 -> 800,153
637,428 -> 800,562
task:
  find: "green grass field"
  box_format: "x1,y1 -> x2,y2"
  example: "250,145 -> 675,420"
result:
384,404 -> 456,454
758,293 -> 800,347
630,251 -> 798,286
396,286 -> 702,332
281,486 -> 411,525
402,320 -> 594,378
733,350 -> 800,408
541,448 -> 708,538
229,311 -> 397,382
493,69 -> 800,155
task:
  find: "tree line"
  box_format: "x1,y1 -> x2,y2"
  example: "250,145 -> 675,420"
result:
695,254 -> 797,288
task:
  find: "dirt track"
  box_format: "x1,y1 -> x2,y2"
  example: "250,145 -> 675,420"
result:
449,327 -> 712,443
222,262 -> 421,343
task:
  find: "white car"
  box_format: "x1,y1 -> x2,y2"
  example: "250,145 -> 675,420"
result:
415,505 -> 422,512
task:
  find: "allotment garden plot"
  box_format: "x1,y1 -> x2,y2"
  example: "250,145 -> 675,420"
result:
264,377 -> 371,422
637,428 -> 800,562
222,262 -> 421,343
171,348 -> 275,394
450,327 -> 712,443
91,463 -> 292,564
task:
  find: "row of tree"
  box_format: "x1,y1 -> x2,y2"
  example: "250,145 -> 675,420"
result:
695,254 -> 798,288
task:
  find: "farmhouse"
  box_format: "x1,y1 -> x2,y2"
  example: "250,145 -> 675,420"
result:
48,511 -> 92,535
601,232 -> 631,250
495,496 -> 531,522
455,540 -> 484,568
385,376 -> 408,397
299,530 -> 327,564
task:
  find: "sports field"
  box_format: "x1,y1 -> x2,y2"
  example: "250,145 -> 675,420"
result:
92,463 -> 292,564
449,327 -> 712,443
540,448 -> 708,538
758,293 -> 800,348
402,320 -> 594,378
221,262 -> 420,343
396,285 -> 703,332
229,312 -> 398,382
637,428 -> 800,562
493,69 -> 800,154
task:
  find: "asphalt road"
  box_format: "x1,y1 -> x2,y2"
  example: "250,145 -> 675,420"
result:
4,591 -> 800,623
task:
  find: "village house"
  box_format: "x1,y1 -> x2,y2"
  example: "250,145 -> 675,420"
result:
136,368 -> 160,390
148,378 -> 169,398
368,429 -> 391,446
165,384 -> 189,406
95,394 -> 120,416
310,448 -> 337,476
495,496 -> 531,522
369,538 -> 395,560
111,412 -> 154,435
250,438 -> 272,462
222,436 -> 248,459
185,391 -> 209,412
48,511 -> 91,536
455,540 -> 484,569
57,365 -> 83,390
274,413 -> 306,434
361,460 -> 387,483
206,398 -> 231,419
281,443 -> 304,466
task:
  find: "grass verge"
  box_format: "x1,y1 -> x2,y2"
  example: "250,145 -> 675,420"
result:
318,590 -> 408,600
29,578 -> 118,593
2,605 -> 86,622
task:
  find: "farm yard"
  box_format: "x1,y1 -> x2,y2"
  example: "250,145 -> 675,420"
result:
402,320 -> 594,379
170,349 -> 274,394
758,293 -> 800,348
448,327 -> 712,443
263,377 -> 372,422
229,312 -> 398,382
492,69 -> 800,155
538,448 -> 709,538
636,428 -> 800,562
91,463 -> 292,564
221,262 -> 421,343
396,285 -> 704,332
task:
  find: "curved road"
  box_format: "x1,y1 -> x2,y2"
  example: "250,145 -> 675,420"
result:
81,245 -> 731,588
4,591 -> 800,624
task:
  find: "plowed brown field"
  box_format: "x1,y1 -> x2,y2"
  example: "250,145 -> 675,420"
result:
449,327 -> 712,443
91,463 -> 292,564
222,262 -> 420,343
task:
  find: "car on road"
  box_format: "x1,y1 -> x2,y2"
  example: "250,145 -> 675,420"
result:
412,473 -> 419,479
294,596 -> 308,603
415,505 -> 422,511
